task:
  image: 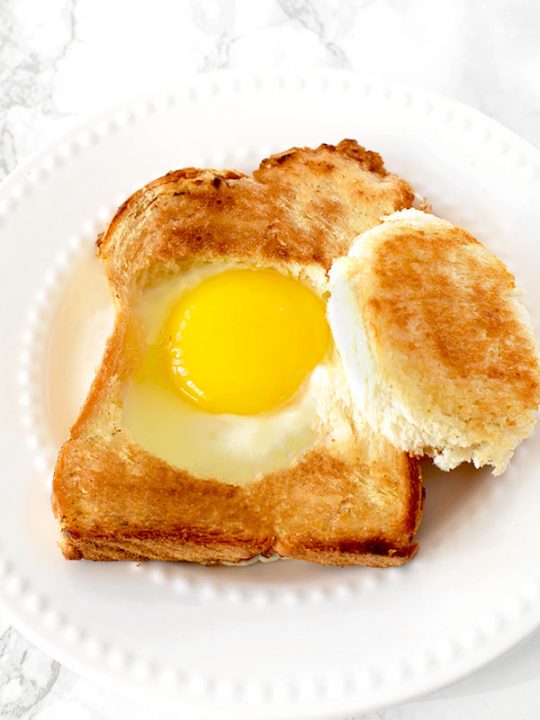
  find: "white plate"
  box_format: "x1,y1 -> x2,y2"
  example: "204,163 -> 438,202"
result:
1,71 -> 540,720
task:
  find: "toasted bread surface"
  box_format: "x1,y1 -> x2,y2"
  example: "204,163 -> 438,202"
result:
329,208 -> 540,474
98,140 -> 414,297
53,141 -> 423,566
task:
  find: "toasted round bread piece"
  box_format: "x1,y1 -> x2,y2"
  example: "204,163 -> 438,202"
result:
329,209 -> 540,474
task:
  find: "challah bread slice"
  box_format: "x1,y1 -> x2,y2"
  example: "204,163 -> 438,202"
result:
52,140 -> 424,566
329,208 -> 540,475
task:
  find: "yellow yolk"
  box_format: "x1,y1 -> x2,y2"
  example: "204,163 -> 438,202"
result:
154,268 -> 330,415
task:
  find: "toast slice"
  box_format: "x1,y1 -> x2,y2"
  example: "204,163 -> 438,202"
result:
329,208 -> 540,475
52,140 -> 424,566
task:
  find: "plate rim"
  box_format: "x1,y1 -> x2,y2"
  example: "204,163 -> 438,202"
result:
2,69 -> 540,718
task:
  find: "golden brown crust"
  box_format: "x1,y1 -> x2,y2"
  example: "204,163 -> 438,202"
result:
54,426 -> 422,565
329,209 -> 540,474
52,140 -> 423,566
357,218 -> 540,435
98,140 -> 415,297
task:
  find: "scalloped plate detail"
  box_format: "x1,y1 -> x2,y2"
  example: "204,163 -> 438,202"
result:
1,71 -> 540,719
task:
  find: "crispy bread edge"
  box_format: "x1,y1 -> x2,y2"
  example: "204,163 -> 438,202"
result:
52,141 -> 423,566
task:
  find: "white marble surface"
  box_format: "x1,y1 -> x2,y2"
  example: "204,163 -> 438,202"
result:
1,0 -> 540,717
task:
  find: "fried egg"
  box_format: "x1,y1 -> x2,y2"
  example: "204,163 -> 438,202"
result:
123,262 -> 352,485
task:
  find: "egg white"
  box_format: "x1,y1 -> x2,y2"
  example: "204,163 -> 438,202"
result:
123,261 -> 354,485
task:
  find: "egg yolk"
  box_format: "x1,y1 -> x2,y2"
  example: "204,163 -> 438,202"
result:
160,268 -> 330,415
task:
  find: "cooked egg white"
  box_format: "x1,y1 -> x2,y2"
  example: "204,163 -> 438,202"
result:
123,261 -> 353,485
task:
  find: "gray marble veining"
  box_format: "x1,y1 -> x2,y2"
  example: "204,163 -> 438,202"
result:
276,0 -> 352,67
1,0 -> 539,718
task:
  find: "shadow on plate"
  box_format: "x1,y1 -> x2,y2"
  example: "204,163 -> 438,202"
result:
416,459 -> 494,550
